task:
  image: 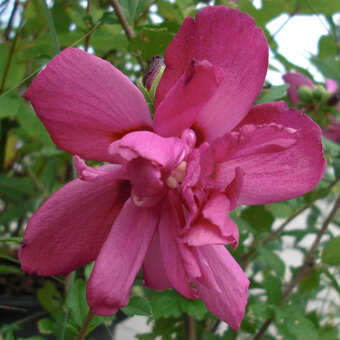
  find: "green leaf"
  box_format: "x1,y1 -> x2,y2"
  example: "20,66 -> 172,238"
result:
122,295 -> 151,316
268,202 -> 292,218
321,267 -> 340,296
130,27 -> 174,60
120,0 -> 152,23
0,93 -> 21,119
4,332 -> 14,340
158,0 -> 184,23
318,325 -> 339,340
17,103 -> 53,145
67,278 -> 89,327
84,261 -> 95,281
275,306 -> 319,340
0,45 -> 26,89
0,200 -> 36,225
318,35 -> 338,59
256,84 -> 289,104
311,57 -> 340,85
263,271 -> 282,305
0,237 -> 23,244
258,247 -> 285,277
37,281 -> 63,319
0,176 -> 36,195
178,295 -> 208,320
322,236 -> 340,265
299,268 -> 320,293
307,205 -> 321,228
150,290 -> 182,319
38,318 -> 54,334
241,206 -> 274,233
0,264 -> 23,275
247,302 -> 274,322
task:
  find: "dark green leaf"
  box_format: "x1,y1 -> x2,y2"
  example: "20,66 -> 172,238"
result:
122,295 -> 151,316
268,202 -> 292,218
37,281 -> 63,319
258,247 -> 285,277
299,268 -> 320,293
67,278 -> 89,327
256,84 -> 289,104
263,271 -> 282,305
178,295 -> 208,320
322,236 -> 340,265
241,206 -> 274,233
150,290 -> 182,319
38,318 -> 54,334
0,264 -> 23,274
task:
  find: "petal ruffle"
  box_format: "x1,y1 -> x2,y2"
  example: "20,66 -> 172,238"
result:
158,196 -> 198,299
215,102 -> 326,205
19,166 -> 130,276
109,131 -> 186,170
154,59 -> 223,138
182,194 -> 239,249
87,199 -> 160,315
143,230 -> 172,290
194,245 -> 249,331
24,47 -> 152,162
155,6 -> 268,142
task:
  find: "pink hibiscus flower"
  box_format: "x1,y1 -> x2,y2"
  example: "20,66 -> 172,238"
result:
283,72 -> 340,143
19,6 -> 325,330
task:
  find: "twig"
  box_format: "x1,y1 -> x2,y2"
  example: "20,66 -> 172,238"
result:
240,175 -> 340,268
84,0 -> 92,52
74,309 -> 95,340
187,315 -> 196,340
42,0 -> 60,55
0,5 -> 25,93
109,0 -> 146,71
135,0 -> 159,24
109,0 -> 135,39
4,0 -> 19,40
253,194 -> 340,340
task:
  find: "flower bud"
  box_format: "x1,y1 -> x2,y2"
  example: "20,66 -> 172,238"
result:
313,85 -> 330,103
143,55 -> 165,91
297,85 -> 313,103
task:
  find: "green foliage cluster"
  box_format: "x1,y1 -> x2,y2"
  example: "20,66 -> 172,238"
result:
0,0 -> 340,339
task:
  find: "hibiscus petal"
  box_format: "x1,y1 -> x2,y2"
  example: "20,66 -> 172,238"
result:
143,230 -> 172,290
194,245 -> 249,331
159,196 -> 198,299
19,166 -> 130,276
325,78 -> 338,93
182,194 -> 239,249
24,47 -> 152,162
154,59 -> 223,138
155,6 -> 268,142
215,102 -> 326,205
87,199 -> 159,315
283,72 -> 315,105
109,131 -> 186,170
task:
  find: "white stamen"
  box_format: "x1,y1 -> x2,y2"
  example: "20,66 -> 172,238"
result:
133,196 -> 144,206
166,176 -> 178,189
166,161 -> 187,189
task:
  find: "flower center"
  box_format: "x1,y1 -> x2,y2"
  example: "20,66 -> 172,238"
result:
166,161 -> 187,189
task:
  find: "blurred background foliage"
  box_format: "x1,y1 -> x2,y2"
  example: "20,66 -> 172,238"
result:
0,0 -> 340,339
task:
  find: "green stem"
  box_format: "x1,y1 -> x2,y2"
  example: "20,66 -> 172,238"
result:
42,0 -> 60,55
75,309 -> 95,340
0,236 -> 22,243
